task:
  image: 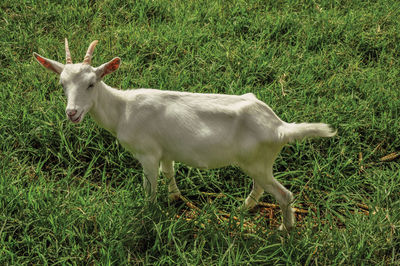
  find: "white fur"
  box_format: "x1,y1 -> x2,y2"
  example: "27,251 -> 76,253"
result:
33,43 -> 336,230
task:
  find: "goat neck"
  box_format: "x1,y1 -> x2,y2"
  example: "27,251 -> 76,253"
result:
89,82 -> 124,136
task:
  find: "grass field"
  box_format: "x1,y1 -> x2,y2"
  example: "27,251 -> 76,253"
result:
1,0 -> 400,264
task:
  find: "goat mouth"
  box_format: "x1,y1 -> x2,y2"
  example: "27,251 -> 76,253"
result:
70,113 -> 83,123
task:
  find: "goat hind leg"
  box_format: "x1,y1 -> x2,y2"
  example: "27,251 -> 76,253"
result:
260,177 -> 295,230
242,180 -> 264,210
246,166 -> 294,230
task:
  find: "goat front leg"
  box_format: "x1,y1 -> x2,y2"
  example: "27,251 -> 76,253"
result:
138,155 -> 160,202
160,160 -> 181,201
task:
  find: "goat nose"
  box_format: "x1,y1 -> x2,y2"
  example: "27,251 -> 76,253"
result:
66,109 -> 77,117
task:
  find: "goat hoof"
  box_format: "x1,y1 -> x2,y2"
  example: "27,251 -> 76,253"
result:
169,192 -> 181,201
239,205 -> 256,214
278,223 -> 293,231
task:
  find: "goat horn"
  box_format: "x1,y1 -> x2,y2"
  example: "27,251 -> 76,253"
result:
82,40 -> 99,65
65,38 -> 73,64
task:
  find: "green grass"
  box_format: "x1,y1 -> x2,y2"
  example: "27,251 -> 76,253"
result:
1,0 -> 400,264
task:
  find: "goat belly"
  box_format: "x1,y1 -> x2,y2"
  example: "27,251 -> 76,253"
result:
162,146 -> 238,169
158,121 -> 241,169
158,127 -> 239,169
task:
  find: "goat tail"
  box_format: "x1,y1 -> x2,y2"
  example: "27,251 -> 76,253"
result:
278,122 -> 336,143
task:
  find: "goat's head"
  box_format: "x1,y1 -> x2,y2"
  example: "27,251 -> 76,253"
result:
33,39 -> 121,124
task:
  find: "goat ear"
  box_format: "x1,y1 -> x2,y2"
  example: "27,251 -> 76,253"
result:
33,52 -> 64,75
95,57 -> 121,79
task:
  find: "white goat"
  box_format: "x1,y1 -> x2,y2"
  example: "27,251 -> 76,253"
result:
34,39 -> 336,230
